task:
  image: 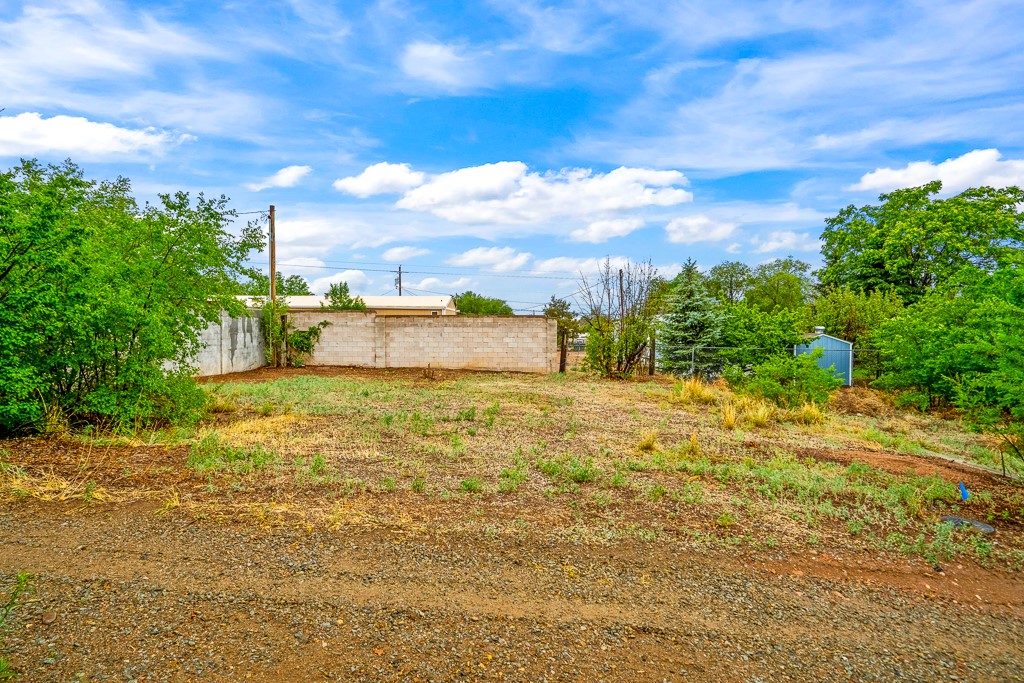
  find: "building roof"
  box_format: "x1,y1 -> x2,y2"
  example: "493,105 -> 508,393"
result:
237,294 -> 455,310
799,332 -> 853,346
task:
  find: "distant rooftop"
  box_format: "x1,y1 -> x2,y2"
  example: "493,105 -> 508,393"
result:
237,294 -> 455,310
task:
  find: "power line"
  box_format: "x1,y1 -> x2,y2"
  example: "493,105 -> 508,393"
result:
250,260 -> 580,282
404,269 -> 575,281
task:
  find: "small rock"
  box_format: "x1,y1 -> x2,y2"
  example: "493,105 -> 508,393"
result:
41,611 -> 57,626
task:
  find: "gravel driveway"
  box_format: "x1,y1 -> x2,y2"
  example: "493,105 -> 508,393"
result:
2,502 -> 1022,682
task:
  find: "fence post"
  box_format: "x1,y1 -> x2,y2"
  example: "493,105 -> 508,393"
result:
690,347 -> 695,377
279,314 -> 288,368
648,336 -> 655,375
559,332 -> 567,373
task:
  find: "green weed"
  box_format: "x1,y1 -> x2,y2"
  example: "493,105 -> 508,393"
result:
482,402 -> 500,426
499,466 -> 528,493
187,433 -> 277,473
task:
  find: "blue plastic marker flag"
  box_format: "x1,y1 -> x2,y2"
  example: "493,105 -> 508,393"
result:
959,481 -> 970,501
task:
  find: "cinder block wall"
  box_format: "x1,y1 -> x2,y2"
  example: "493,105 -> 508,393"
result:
287,311 -> 557,373
290,310 -> 378,367
193,310 -> 265,376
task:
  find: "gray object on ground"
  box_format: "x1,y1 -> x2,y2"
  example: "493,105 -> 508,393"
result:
940,515 -> 995,534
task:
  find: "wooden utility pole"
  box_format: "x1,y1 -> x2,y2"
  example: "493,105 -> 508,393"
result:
269,204 -> 277,305
269,204 -> 278,368
397,265 -> 402,296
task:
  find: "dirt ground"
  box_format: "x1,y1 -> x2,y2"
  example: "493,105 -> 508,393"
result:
3,500 -> 1023,682
2,369 -> 1023,681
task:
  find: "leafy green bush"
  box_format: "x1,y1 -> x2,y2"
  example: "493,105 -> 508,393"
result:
287,321 -> 330,367
727,350 -> 842,408
0,160 -> 262,434
872,265 -> 1024,471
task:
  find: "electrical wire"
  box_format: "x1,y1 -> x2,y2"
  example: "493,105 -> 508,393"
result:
246,260 -> 581,282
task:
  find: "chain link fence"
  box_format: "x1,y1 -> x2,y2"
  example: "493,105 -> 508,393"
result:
567,338 -> 884,384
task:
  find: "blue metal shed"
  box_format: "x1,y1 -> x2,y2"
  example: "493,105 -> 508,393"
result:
794,328 -> 853,386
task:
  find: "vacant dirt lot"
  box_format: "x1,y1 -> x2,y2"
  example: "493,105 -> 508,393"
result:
2,368 -> 1022,681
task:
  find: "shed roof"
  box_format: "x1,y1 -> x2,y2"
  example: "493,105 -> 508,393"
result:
799,332 -> 853,346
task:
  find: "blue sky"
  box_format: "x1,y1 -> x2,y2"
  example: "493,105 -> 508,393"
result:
2,0 -> 1023,311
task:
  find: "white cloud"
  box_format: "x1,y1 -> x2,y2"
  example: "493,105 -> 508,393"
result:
750,230 -> 821,254
0,112 -> 186,158
568,5 -> 1024,175
246,165 -> 312,192
407,276 -> 472,292
0,2 -> 223,95
309,269 -> 370,295
446,247 -> 531,272
399,42 -> 487,91
848,149 -> 1024,194
382,246 -> 431,261
532,256 -> 630,275
0,2 -> 265,138
395,162 -> 691,224
665,215 -> 738,244
333,162 -> 426,197
496,2 -> 611,54
569,218 -> 644,243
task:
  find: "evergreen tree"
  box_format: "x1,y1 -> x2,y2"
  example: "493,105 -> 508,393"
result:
658,259 -> 724,376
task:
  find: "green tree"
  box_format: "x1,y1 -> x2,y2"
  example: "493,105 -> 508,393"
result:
718,303 -> 803,368
744,257 -> 814,313
543,296 -> 579,373
658,259 -> 724,376
819,182 -> 1024,304
0,160 -> 262,433
801,286 -> 904,347
705,260 -> 753,305
873,264 -> 1024,404
578,259 -> 661,377
455,291 -> 513,316
239,271 -> 312,296
727,350 -> 843,408
872,263 -> 1024,472
323,281 -> 367,310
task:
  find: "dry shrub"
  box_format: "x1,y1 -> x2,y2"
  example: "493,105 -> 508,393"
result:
738,397 -> 775,428
208,393 -> 238,414
786,401 -> 826,425
673,431 -> 703,459
671,377 -> 718,406
637,430 -> 659,453
720,402 -> 737,429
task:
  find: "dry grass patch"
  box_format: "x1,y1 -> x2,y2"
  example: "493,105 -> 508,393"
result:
0,462 -> 152,504
637,430 -> 659,453
720,402 -> 737,429
669,377 -> 719,406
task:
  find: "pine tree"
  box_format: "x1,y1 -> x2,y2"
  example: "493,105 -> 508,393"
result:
659,259 -> 724,376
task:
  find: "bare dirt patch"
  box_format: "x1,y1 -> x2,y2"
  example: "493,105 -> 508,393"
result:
3,503 -> 1023,682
